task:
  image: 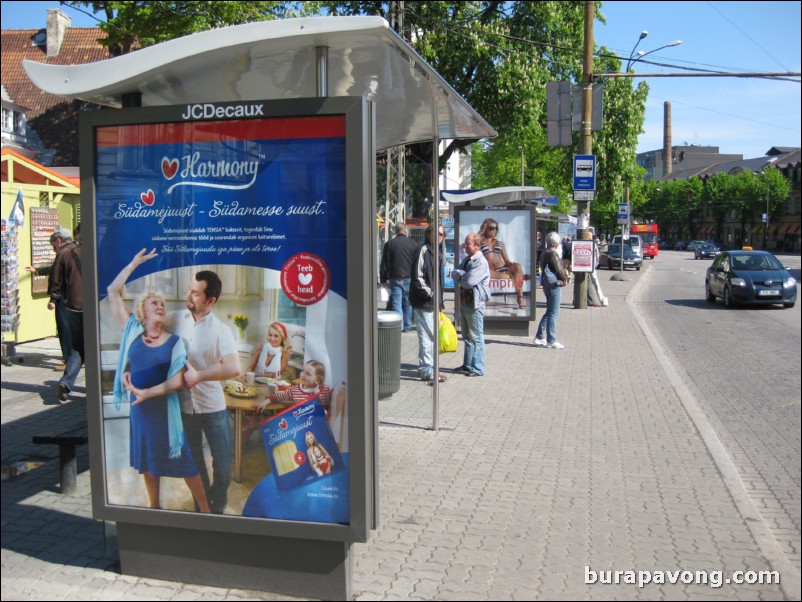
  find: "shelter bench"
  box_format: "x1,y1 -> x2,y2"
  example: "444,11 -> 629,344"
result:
32,423 -> 88,495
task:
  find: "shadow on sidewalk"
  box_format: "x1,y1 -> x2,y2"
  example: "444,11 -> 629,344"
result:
1,503 -> 117,573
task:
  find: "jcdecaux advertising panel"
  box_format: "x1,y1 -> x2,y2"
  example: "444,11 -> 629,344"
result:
81,98 -> 372,540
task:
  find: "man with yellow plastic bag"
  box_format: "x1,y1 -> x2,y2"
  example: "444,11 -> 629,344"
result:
409,225 -> 448,384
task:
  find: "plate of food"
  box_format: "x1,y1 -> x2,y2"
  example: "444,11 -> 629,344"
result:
255,376 -> 276,385
224,381 -> 257,398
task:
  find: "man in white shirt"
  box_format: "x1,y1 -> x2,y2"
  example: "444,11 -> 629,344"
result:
166,270 -> 240,514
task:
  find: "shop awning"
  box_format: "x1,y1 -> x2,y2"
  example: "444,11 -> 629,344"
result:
23,17 -> 496,151
751,224 -> 765,234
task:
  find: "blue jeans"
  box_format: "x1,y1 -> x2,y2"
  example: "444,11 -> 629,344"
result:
183,409 -> 231,514
536,283 -> 562,344
389,278 -> 413,331
59,309 -> 84,392
413,307 -> 434,378
459,303 -> 485,375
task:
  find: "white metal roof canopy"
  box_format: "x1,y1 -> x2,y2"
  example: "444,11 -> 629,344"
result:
23,16 -> 496,150
441,186 -> 550,207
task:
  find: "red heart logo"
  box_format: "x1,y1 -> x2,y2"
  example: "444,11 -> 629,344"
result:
279,419 -> 288,430
161,157 -> 179,180
140,189 -> 155,206
294,451 -> 306,465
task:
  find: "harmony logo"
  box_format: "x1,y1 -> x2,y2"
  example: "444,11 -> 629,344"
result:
162,152 -> 260,194
161,158 -> 179,180
292,403 -> 316,419
180,102 -> 264,120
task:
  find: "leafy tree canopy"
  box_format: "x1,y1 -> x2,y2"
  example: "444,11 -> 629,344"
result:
63,1 -> 648,222
63,1 -> 309,53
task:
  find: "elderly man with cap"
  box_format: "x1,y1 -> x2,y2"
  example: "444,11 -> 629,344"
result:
48,226 -> 84,402
24,225 -> 79,371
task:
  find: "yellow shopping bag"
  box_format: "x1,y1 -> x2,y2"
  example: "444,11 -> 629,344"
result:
438,311 -> 457,353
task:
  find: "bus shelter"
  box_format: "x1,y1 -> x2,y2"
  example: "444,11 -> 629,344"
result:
442,186 -> 556,336
25,16 -> 495,600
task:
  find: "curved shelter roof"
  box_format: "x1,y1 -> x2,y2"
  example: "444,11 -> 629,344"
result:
23,16 -> 496,151
441,186 -> 550,207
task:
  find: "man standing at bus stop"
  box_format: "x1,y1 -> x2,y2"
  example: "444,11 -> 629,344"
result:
379,223 -> 420,332
452,233 -> 491,377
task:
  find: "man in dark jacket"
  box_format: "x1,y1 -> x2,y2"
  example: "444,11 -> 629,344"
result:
409,225 -> 446,383
379,223 -> 420,331
48,227 -> 84,401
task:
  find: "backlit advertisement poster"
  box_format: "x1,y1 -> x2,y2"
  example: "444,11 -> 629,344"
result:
454,207 -> 534,319
93,108 -> 350,524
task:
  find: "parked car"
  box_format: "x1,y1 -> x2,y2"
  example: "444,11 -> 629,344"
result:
603,243 -> 642,271
673,240 -> 687,251
694,242 -> 721,260
705,250 -> 796,309
686,240 -> 705,252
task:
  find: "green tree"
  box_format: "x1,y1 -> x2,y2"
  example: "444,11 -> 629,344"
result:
63,1 -> 307,54
65,1 -> 648,222
317,0 -> 593,216
640,169 -> 790,245
639,178 -> 702,241
699,172 -> 735,241
591,45 -> 650,234
728,168 -> 791,243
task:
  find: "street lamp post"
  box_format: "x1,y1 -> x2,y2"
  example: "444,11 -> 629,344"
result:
627,39 -> 683,72
626,31 -> 649,72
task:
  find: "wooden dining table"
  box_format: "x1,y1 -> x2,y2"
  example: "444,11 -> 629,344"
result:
224,378 -> 286,483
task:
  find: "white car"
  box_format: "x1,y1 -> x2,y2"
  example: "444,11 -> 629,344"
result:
612,234 -> 642,258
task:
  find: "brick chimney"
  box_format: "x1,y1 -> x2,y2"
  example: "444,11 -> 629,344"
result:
662,101 -> 672,178
46,8 -> 71,58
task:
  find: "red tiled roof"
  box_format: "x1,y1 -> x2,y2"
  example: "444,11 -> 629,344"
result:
1,27 -> 113,166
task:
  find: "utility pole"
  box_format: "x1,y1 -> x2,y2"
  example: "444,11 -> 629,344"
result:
573,0 -> 594,309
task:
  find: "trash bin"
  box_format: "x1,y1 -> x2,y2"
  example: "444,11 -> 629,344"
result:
377,310 -> 402,398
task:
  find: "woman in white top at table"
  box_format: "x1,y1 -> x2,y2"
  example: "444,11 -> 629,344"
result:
246,321 -> 293,381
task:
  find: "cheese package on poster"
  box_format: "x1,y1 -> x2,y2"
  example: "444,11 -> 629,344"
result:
261,397 -> 343,491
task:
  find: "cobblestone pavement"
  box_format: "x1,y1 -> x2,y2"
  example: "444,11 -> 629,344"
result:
2,264 -> 799,600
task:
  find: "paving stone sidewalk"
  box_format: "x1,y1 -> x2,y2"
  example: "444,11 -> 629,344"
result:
2,269 -> 796,600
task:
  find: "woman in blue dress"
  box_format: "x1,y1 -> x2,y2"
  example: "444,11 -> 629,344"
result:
107,248 -> 210,512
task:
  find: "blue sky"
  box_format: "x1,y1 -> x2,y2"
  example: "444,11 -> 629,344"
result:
596,1 -> 801,158
3,1 -> 800,159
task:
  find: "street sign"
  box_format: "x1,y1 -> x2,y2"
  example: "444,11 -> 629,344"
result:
617,202 -> 630,225
573,155 -> 596,191
573,190 -> 595,201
